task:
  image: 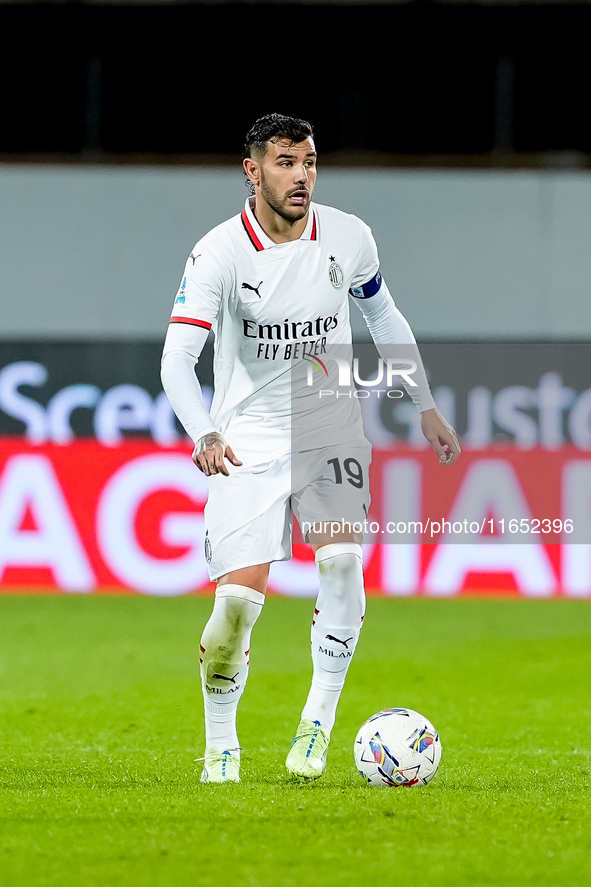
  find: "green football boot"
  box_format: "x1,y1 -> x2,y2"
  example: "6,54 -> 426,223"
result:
199,748 -> 241,784
285,719 -> 330,779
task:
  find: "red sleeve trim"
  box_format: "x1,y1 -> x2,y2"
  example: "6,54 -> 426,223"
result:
169,316 -> 212,330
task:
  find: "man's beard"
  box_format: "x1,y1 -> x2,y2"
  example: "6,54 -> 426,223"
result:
260,173 -> 311,222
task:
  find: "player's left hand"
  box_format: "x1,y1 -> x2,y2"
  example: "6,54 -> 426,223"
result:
420,408 -> 461,466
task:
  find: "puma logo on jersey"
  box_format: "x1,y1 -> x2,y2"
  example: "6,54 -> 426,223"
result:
241,280 -> 263,298
326,634 -> 354,649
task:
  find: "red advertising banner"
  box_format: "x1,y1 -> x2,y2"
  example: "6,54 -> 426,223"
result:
1,438 -> 590,597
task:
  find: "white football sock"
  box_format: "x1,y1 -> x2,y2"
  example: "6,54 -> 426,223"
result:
200,584 -> 264,753
301,543 -> 365,731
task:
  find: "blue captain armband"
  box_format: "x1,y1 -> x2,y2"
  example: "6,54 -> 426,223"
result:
349,270 -> 382,299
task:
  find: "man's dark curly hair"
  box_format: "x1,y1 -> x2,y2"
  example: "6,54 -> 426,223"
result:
242,113 -> 314,163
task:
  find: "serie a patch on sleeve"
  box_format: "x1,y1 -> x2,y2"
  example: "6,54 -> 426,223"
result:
349,270 -> 382,299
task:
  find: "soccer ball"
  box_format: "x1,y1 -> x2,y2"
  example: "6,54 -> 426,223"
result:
354,707 -> 442,787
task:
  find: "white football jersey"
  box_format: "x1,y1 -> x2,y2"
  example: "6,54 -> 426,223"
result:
170,197 -> 380,457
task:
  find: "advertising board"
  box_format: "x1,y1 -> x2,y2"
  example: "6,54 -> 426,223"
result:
1,342 -> 589,596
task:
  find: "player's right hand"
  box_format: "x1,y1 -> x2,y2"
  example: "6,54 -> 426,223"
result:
192,432 -> 243,477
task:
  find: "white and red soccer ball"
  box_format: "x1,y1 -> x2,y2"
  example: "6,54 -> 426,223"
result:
354,708 -> 442,787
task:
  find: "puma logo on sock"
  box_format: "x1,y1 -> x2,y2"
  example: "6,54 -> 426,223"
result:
212,672 -> 240,683
325,635 -> 354,649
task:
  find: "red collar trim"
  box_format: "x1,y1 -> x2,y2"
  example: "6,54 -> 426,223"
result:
241,202 -> 318,251
310,211 -> 318,241
241,208 -> 265,252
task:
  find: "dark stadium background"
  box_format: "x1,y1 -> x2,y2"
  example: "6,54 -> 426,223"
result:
1,3 -> 590,162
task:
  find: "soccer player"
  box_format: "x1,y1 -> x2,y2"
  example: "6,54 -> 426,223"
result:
160,114 -> 460,784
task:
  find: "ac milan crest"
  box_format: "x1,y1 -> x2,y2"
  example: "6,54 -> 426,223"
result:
328,259 -> 344,289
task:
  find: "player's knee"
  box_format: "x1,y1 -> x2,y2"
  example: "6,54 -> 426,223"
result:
217,564 -> 270,595
213,592 -> 255,637
314,542 -> 365,618
315,542 -> 362,581
201,584 -> 265,653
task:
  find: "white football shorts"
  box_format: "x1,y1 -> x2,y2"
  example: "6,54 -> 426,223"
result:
203,441 -> 372,580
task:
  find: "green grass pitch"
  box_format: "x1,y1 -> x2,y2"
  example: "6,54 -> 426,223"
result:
1,595 -> 590,887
